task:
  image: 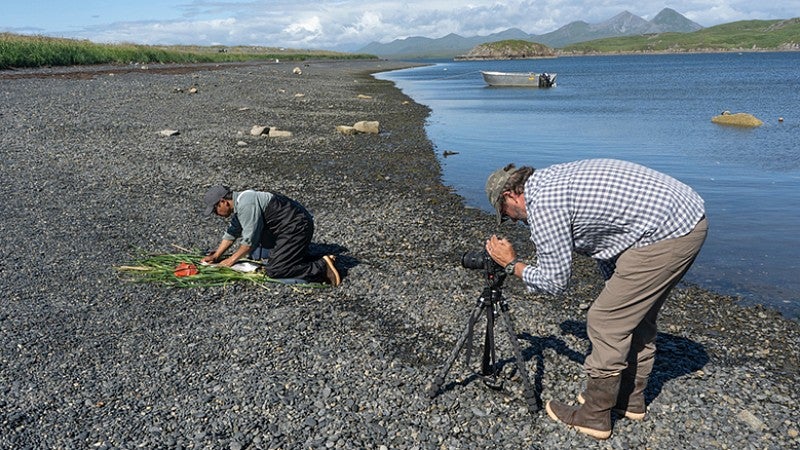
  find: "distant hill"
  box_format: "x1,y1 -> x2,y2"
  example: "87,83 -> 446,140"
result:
561,18 -> 800,54
358,8 -> 703,59
651,8 -> 704,32
455,40 -> 556,60
358,28 -> 532,60
540,9 -> 703,48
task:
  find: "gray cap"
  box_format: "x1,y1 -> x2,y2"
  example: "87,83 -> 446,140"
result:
203,185 -> 230,215
485,165 -> 515,224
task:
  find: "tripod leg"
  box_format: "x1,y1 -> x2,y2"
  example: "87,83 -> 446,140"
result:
497,305 -> 540,413
428,303 -> 486,398
481,302 -> 496,376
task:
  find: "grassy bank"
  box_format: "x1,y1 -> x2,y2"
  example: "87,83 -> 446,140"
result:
0,33 -> 376,70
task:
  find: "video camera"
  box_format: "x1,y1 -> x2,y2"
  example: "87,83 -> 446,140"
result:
461,249 -> 506,288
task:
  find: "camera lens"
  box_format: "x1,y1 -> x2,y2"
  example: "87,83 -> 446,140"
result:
461,251 -> 487,270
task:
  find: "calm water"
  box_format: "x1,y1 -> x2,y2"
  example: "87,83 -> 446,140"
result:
376,52 -> 800,319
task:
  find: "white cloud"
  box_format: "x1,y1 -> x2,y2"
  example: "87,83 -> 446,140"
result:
355,11 -> 384,31
2,0 -> 798,51
339,12 -> 385,41
284,16 -> 323,36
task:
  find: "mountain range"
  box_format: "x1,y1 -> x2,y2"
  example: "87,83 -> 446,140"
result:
358,8 -> 703,59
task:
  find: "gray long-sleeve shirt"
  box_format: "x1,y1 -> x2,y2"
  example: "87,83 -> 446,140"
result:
221,190 -> 313,251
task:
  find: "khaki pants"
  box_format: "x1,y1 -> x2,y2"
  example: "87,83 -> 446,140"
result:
584,217 -> 708,378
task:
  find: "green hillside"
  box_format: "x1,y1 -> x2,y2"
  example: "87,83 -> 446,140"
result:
561,18 -> 800,53
455,39 -> 556,60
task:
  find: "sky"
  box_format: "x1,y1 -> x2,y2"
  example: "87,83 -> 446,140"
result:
2,1 -> 799,52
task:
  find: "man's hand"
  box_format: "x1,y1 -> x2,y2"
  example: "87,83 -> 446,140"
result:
218,257 -> 237,267
203,239 -> 234,265
201,254 -> 219,265
485,235 -> 516,267
218,244 -> 252,267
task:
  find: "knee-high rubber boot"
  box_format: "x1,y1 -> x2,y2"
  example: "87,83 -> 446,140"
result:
614,373 -> 647,420
546,375 -> 621,440
579,368 -> 648,420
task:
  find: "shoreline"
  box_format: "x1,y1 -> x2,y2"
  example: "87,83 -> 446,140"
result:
454,48 -> 800,61
0,59 -> 797,448
379,55 -> 799,322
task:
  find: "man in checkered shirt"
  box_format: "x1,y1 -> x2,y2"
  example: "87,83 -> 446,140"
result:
484,159 -> 707,440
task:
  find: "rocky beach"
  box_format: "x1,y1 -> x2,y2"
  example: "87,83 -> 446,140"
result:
1,60 -> 798,449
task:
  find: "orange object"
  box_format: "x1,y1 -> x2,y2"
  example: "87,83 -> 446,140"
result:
174,262 -> 199,277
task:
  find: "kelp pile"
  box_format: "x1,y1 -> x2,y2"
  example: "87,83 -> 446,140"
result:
116,252 -> 320,288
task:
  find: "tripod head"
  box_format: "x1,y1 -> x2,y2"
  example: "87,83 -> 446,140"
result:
484,266 -> 506,290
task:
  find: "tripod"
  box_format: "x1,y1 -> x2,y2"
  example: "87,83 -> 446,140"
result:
428,273 -> 539,413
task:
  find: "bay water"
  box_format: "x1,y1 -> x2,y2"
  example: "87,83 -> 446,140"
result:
376,52 -> 800,319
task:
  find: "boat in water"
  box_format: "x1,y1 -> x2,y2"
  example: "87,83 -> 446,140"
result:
480,71 -> 557,87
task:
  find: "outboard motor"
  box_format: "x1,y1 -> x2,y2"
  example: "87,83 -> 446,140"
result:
539,73 -> 553,88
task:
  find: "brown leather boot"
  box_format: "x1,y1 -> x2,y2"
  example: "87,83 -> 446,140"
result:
614,375 -> 647,420
579,372 -> 647,420
546,375 -> 620,440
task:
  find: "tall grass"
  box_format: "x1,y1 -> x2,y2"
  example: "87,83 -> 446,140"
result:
0,33 -> 376,70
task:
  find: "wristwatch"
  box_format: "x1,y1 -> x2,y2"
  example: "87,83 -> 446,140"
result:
504,258 -> 519,275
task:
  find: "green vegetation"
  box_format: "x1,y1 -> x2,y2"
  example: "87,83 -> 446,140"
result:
456,39 -> 555,60
116,252 -> 325,288
0,33 -> 376,70
562,18 -> 800,53
479,39 -> 554,55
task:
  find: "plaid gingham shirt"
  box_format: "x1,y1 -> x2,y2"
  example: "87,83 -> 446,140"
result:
520,159 -> 705,294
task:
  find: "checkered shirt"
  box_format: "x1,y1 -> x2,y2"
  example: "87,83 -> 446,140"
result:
520,159 -> 705,294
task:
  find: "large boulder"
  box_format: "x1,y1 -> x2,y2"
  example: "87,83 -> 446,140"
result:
711,111 -> 763,127
336,120 -> 380,135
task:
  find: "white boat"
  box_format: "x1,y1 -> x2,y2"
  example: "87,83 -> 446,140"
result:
480,71 -> 557,87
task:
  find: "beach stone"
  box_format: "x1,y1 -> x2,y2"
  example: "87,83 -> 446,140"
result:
711,112 -> 763,127
353,120 -> 380,134
737,409 -> 767,431
268,128 -> 293,138
335,125 -> 358,135
250,125 -> 269,135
